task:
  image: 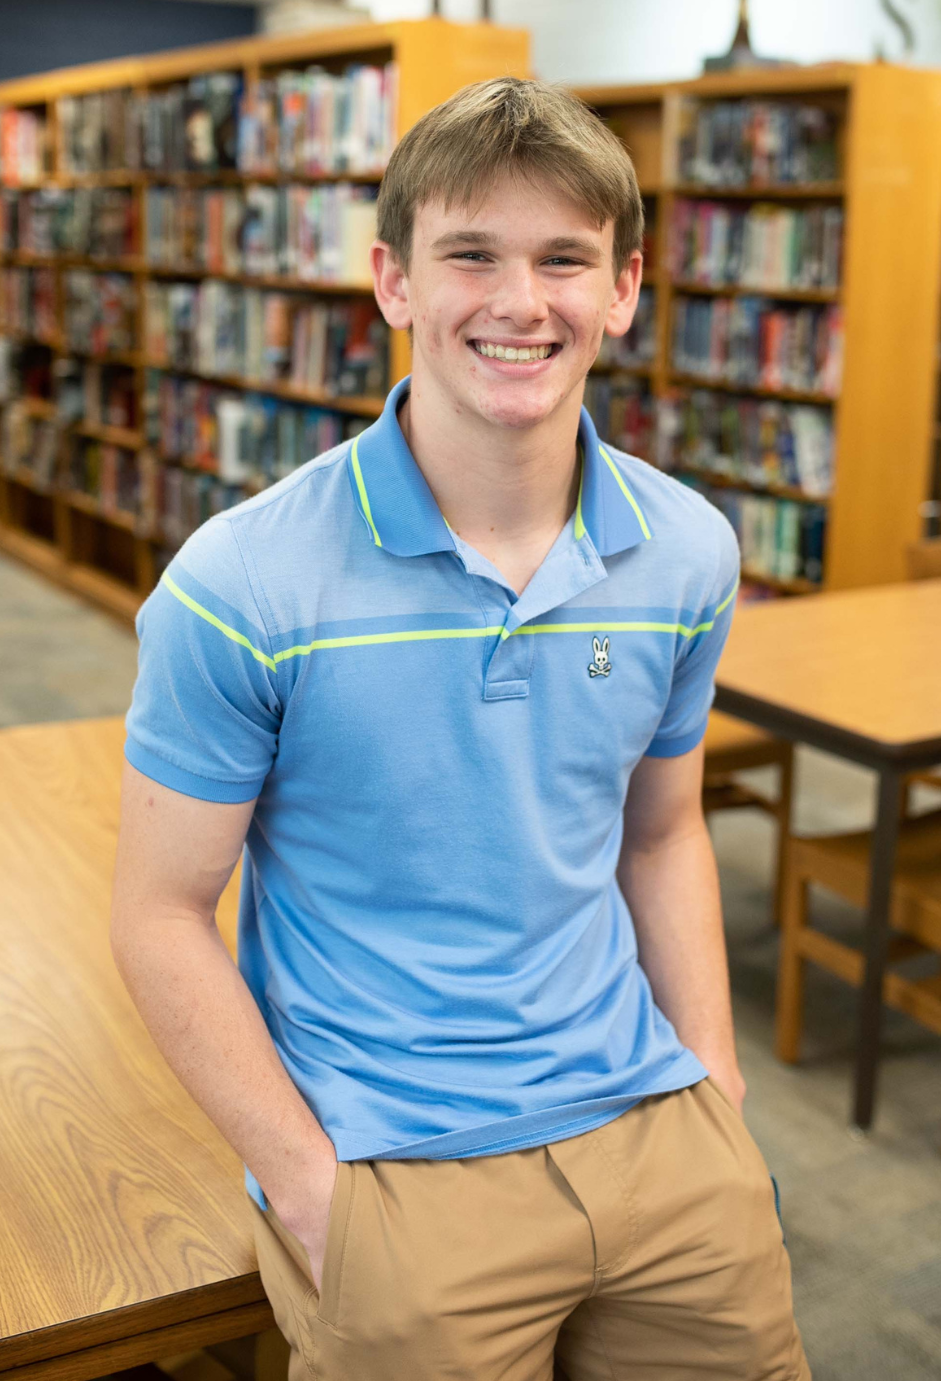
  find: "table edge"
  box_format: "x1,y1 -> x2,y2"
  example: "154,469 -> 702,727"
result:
713,687 -> 941,769
0,1272 -> 267,1372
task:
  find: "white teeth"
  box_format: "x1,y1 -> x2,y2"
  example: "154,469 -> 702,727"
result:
474,342 -> 552,361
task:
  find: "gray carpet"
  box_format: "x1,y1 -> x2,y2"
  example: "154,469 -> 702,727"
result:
2,550 -> 940,1379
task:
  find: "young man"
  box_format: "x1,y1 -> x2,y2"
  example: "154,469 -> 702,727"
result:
112,78 -> 809,1381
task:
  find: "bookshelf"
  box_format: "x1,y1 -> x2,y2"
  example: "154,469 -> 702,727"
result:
577,62 -> 941,594
0,19 -> 529,619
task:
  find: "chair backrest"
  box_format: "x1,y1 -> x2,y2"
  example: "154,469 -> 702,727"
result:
906,539 -> 941,580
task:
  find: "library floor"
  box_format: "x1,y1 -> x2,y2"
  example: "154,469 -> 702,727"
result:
3,548 -> 941,1381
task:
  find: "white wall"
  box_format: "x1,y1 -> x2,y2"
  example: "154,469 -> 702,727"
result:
366,0 -> 941,84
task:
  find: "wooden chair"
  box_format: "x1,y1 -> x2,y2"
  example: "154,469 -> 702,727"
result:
776,808 -> 941,1062
702,711 -> 795,926
773,543 -> 941,1064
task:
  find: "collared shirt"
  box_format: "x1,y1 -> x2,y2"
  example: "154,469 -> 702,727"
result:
126,377 -> 740,1211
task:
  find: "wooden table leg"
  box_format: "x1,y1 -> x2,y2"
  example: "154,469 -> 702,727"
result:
853,764 -> 902,1129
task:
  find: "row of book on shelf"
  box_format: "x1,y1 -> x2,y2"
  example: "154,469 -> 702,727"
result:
144,370 -> 367,485
672,295 -> 843,396
1,181 -> 378,285
4,90 -> 841,189
0,187 -> 138,259
669,197 -> 843,291
0,64 -> 397,184
0,375 -> 368,544
556,293 -> 843,392
144,280 -> 387,396
677,99 -> 840,187
583,377 -> 833,498
145,183 -> 377,282
0,267 -> 389,398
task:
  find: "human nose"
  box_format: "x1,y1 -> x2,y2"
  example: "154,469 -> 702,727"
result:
488,261 -> 550,326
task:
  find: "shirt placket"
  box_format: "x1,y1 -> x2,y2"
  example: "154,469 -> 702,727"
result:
483,535 -> 610,701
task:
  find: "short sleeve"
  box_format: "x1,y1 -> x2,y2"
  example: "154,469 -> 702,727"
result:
125,516 -> 281,802
645,512 -> 740,759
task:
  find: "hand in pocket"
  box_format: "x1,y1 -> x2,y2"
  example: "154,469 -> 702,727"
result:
277,1156 -> 339,1293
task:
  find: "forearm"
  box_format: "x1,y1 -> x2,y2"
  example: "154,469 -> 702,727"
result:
111,911 -> 334,1229
618,817 -> 743,1100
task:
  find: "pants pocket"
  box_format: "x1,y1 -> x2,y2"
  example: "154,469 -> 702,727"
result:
702,1074 -> 739,1116
770,1172 -> 787,1246
316,1159 -> 355,1329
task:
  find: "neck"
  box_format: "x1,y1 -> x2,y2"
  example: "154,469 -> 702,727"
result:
398,371 -> 583,561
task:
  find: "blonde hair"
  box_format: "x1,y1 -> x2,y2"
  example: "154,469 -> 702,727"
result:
377,77 -> 644,276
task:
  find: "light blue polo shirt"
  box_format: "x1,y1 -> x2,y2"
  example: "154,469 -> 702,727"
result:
126,376 -> 740,1211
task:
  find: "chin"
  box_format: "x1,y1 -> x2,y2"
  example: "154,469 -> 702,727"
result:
471,383 -> 571,432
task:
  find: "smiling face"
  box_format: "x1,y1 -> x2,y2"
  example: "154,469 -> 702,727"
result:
372,175 -> 642,438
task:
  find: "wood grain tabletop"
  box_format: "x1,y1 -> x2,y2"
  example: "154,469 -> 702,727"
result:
0,717 -> 272,1376
716,578 -> 941,756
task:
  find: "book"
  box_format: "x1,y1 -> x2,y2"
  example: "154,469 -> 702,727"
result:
0,108 -> 45,185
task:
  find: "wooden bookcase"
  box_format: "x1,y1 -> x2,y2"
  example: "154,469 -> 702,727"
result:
576,63 -> 941,594
0,18 -> 529,620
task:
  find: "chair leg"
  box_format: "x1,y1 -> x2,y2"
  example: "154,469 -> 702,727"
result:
771,745 -> 796,929
776,852 -> 807,1064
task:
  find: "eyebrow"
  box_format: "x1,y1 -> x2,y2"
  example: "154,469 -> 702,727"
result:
430,231 -> 604,258
431,231 -> 501,252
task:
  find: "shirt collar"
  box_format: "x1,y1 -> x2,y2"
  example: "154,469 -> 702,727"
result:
347,375 -> 653,558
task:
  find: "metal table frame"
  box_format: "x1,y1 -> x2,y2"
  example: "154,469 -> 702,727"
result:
714,684 -> 941,1130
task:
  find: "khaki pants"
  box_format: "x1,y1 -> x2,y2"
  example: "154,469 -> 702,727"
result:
250,1078 -> 810,1380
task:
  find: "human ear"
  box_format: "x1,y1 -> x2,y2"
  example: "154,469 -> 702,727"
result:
371,240 -> 413,331
603,250 -> 644,339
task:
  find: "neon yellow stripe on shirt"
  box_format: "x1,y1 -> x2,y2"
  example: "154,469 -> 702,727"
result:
161,571 -> 278,670
161,572 -> 737,667
574,443 -> 586,541
350,435 -> 382,547
275,625 -> 505,662
598,444 -> 652,541
714,578 -> 739,618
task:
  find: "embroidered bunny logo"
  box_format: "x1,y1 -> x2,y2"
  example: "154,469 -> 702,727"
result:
589,636 -> 611,678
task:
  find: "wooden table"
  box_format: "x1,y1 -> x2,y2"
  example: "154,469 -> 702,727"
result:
0,717 -> 275,1380
715,578 -> 941,1130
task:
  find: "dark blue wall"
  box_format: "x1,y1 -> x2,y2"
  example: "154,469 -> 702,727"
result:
0,1 -> 258,83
